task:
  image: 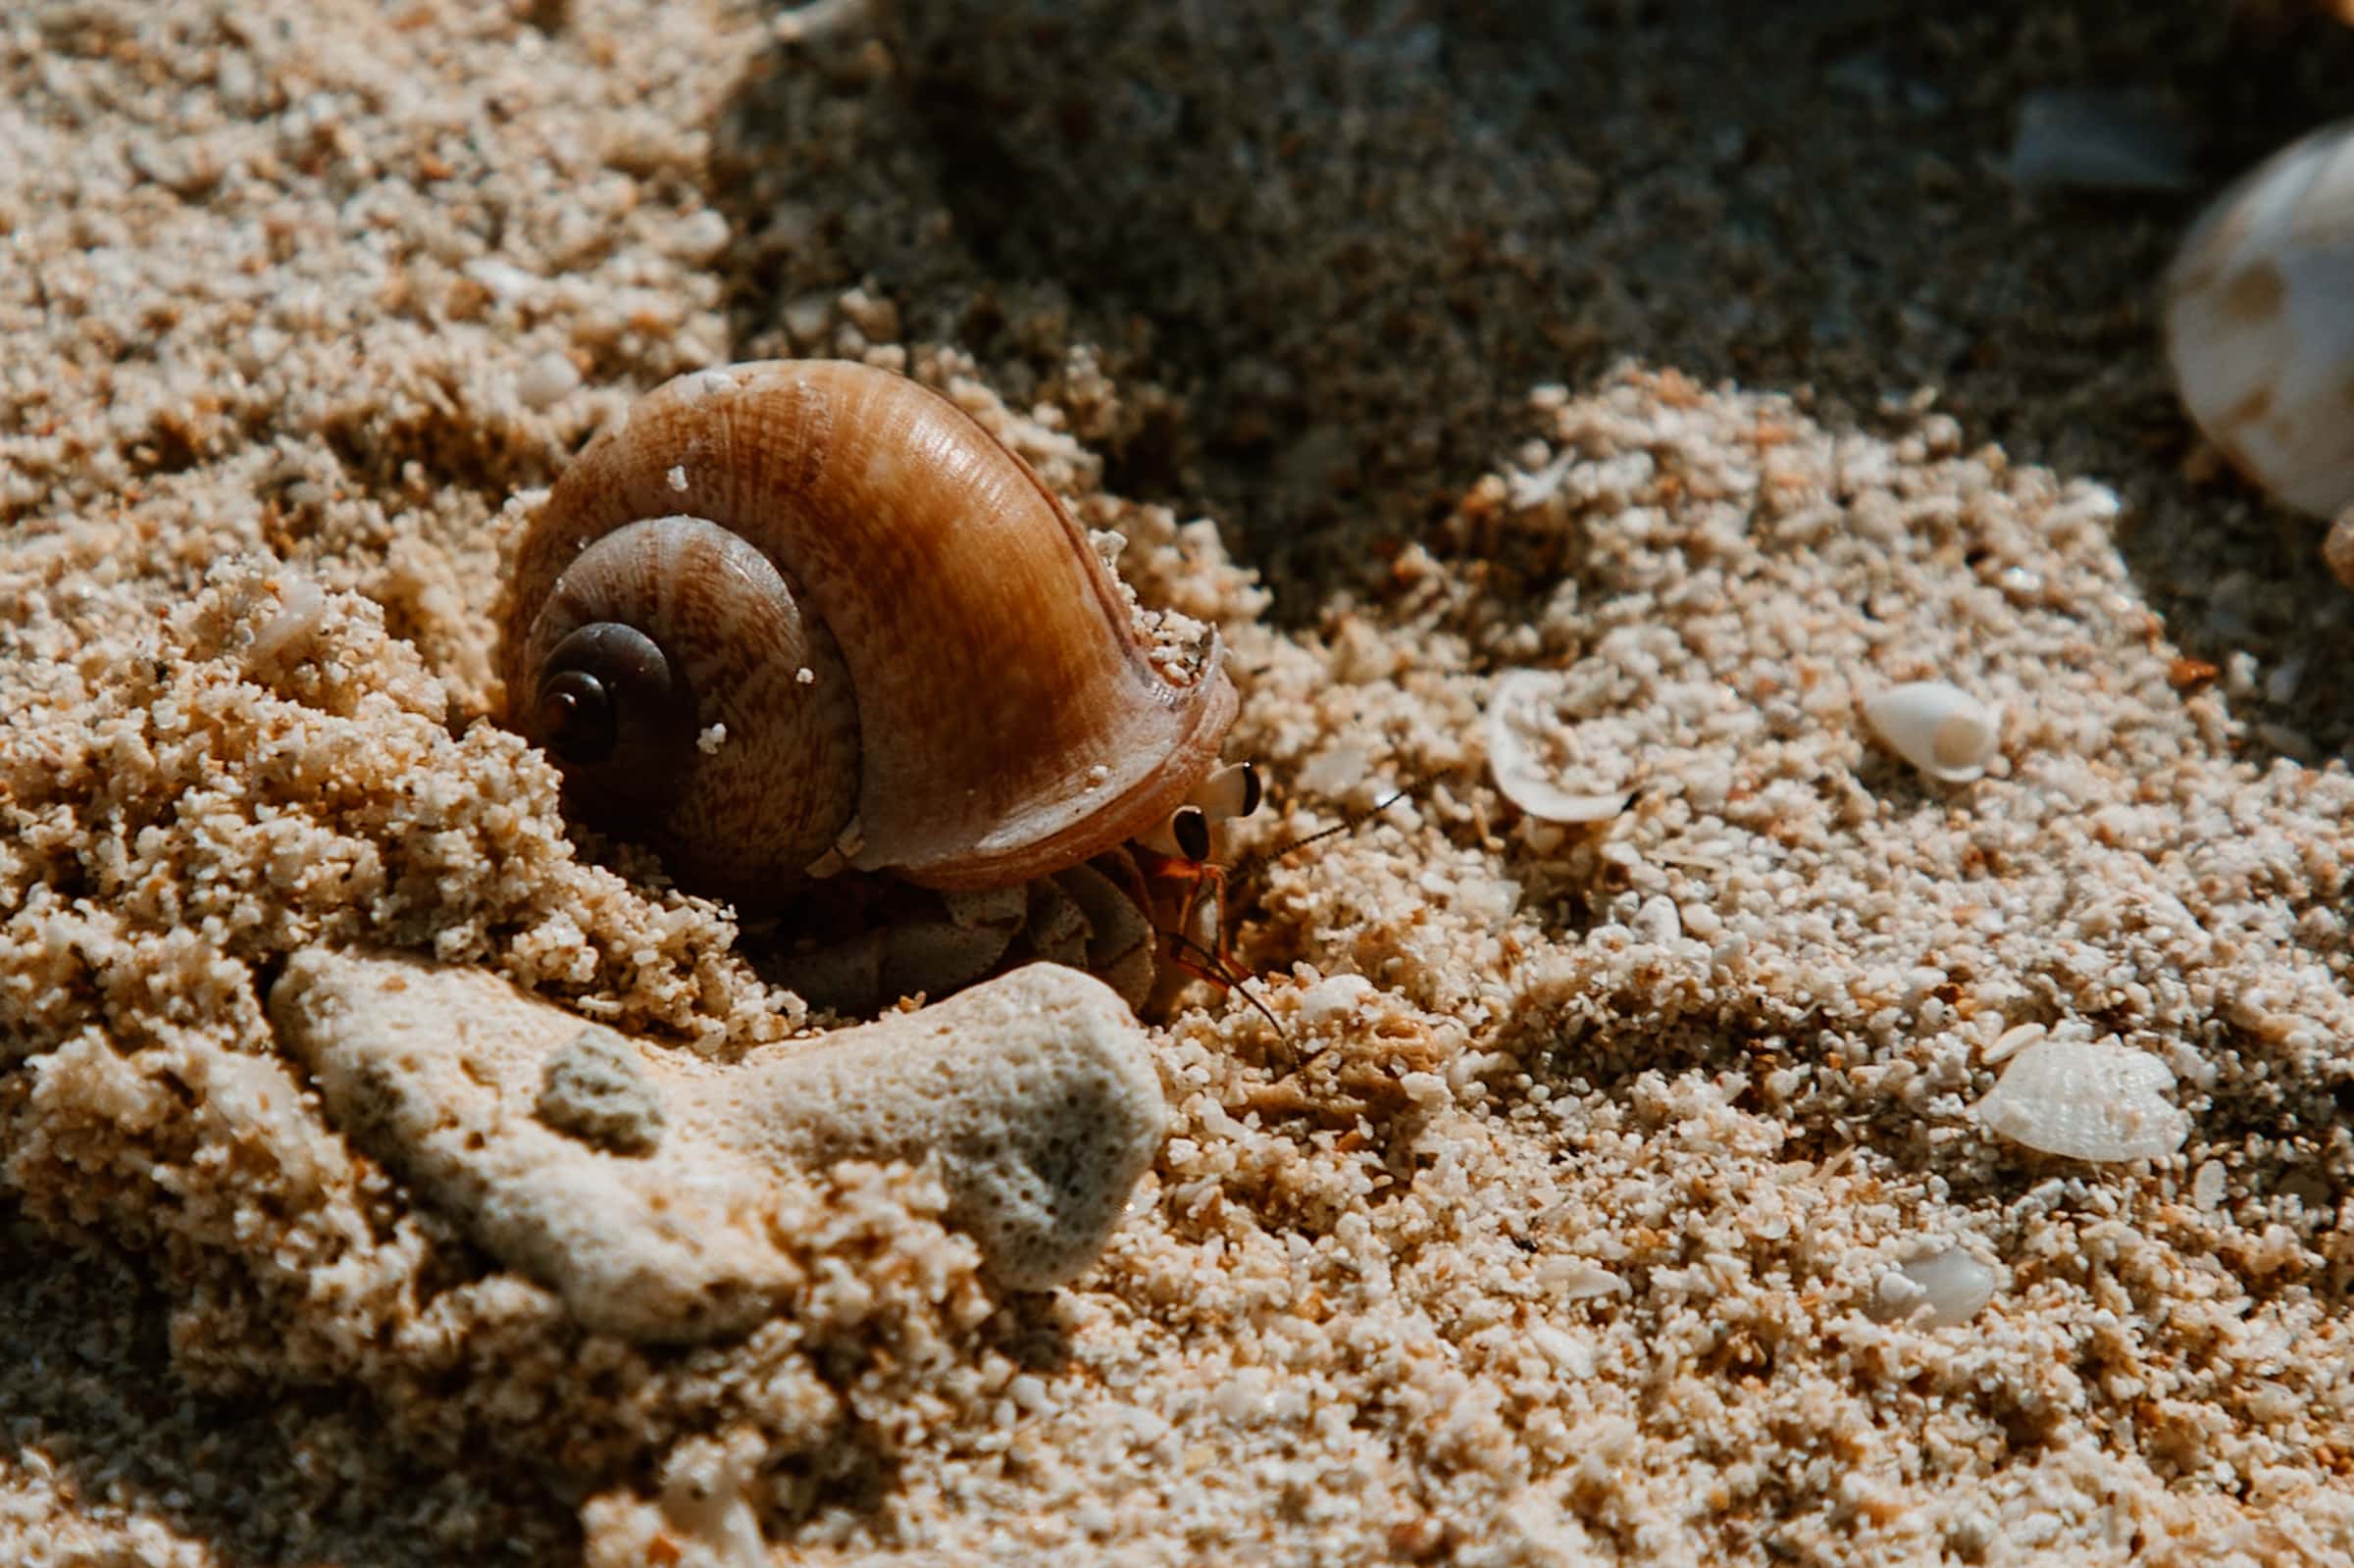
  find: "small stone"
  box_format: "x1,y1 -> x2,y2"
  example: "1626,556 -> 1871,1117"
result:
536,1025 -> 665,1156
515,351 -> 582,411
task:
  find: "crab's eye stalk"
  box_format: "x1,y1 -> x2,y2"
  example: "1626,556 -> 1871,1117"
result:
1137,762 -> 1258,860
1192,761 -> 1260,822
1139,803 -> 1213,862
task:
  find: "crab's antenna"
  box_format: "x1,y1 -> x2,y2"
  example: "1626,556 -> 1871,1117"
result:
1226,774 -> 1428,888
1166,928 -> 1287,1039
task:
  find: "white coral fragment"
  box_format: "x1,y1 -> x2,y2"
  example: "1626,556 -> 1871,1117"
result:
1973,1037 -> 2189,1163
270,950 -> 1168,1340
1862,681 -> 2004,783
1484,669 -> 1634,824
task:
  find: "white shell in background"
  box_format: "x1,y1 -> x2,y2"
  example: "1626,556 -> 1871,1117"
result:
1485,669 -> 1634,825
1862,681 -> 2004,783
2165,120 -> 2354,519
1974,1037 -> 2189,1163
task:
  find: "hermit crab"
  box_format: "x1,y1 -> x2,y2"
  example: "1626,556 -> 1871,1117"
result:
497,359 -> 1257,1011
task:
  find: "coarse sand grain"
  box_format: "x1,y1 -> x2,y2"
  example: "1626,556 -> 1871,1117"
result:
5,1 -> 2354,1564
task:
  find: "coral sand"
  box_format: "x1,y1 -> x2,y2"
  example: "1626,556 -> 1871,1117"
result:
4,2 -> 2352,1563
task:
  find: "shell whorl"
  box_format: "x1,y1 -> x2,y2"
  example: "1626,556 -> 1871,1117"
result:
499,359 -> 1239,897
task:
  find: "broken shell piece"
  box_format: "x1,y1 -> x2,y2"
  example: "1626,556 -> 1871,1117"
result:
1538,1258 -> 1629,1302
2166,120 -> 2354,521
1973,1037 -> 2189,1163
1485,669 -> 1634,824
1872,1247 -> 1998,1329
1982,1020 -> 2047,1067
269,949 -> 1167,1340
1862,681 -> 2004,783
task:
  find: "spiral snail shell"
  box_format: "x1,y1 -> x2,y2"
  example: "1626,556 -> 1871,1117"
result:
498,360 -> 1238,906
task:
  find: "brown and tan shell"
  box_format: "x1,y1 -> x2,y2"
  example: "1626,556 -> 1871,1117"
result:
497,359 -> 1237,904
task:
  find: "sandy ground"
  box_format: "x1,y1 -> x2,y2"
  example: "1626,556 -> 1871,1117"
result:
5,1 -> 2354,1563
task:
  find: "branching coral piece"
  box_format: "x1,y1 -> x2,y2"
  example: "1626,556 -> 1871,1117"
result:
270,950 -> 1166,1341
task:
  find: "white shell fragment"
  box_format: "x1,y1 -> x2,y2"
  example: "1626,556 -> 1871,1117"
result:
1485,669 -> 1635,824
1974,1037 -> 2189,1163
1537,1256 -> 1629,1301
1861,681 -> 2004,783
2165,119 -> 2354,519
1875,1247 -> 1999,1329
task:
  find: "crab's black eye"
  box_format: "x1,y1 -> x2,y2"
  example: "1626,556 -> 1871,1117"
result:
1170,804 -> 1212,862
1230,761 -> 1263,819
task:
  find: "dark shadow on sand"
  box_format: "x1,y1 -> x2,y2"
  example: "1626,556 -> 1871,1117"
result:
0,1216 -> 581,1567
708,0 -> 2354,751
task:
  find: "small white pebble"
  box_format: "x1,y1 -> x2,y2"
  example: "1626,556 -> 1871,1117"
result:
1294,974 -> 1374,1026
837,285 -> 900,342
1398,1071 -> 1451,1109
2193,1159 -> 2227,1210
1872,1269 -> 1930,1318
1631,894 -> 1681,944
1072,1497 -> 1114,1541
794,666 -> 816,685
696,724 -> 728,755
515,351 -> 582,411
780,292 -> 834,347
463,256 -> 542,303
1210,1367 -> 1269,1424
668,464 -> 690,493
670,208 -> 732,262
